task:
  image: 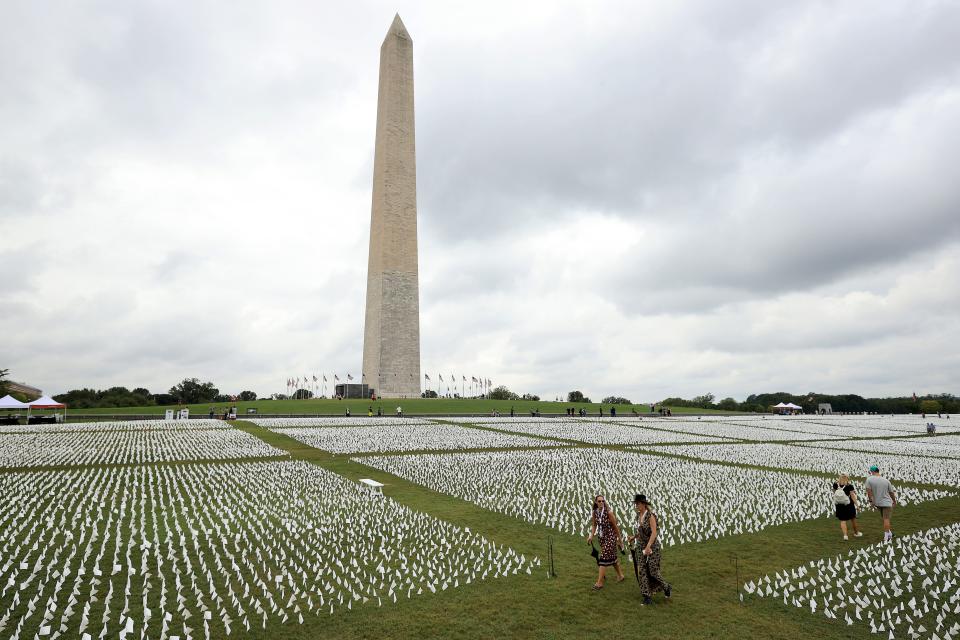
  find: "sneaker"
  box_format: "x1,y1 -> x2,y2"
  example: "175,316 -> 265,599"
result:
843,535 -> 849,540
642,596 -> 652,606
664,584 -> 672,599
854,532 -> 863,538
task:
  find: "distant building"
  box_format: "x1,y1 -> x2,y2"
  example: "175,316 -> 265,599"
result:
7,381 -> 41,400
335,383 -> 371,400
818,403 -> 833,415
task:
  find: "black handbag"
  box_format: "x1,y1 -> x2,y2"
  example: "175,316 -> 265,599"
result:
590,541 -> 599,559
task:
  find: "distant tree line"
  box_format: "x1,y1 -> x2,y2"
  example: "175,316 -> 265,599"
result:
53,378 -> 258,408
479,386 -> 540,401
660,392 -> 960,414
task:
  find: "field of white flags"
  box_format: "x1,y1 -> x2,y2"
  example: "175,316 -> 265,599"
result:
250,417 -> 436,429
1,413 -> 959,639
0,428 -> 284,468
359,448 -> 952,545
443,417 -> 738,445
0,419 -> 232,434
251,420 -> 553,453
807,435 -> 960,460
742,522 -> 960,639
648,442 -> 960,488
616,418 -> 879,442
0,460 -> 537,639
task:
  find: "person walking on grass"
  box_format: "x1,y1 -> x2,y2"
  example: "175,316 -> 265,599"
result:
587,494 -> 625,589
865,465 -> 897,542
628,493 -> 672,605
832,474 -> 862,540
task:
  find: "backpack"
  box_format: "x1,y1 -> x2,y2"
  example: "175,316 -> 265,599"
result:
833,486 -> 850,506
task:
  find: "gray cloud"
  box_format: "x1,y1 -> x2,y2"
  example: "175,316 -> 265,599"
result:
2,0 -> 959,402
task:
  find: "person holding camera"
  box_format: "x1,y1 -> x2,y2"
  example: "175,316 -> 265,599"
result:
587,494 -> 625,589
628,493 -> 672,605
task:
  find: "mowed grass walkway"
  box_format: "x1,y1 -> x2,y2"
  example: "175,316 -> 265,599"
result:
232,420 -> 960,639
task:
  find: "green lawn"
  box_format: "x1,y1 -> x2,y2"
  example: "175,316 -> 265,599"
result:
64,398 -> 741,417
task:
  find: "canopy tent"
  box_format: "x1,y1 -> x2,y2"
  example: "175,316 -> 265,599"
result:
28,395 -> 65,409
0,394 -> 29,409
772,401 -> 803,414
26,395 -> 67,422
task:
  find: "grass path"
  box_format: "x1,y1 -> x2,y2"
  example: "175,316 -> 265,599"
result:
232,420 -> 960,639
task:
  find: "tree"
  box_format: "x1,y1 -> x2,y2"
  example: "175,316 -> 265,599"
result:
0,368 -> 9,396
168,378 -> 219,404
717,397 -> 739,411
292,388 -> 313,400
602,396 -> 632,405
691,393 -> 716,409
489,385 -> 520,401
153,393 -> 176,406
238,390 -> 257,401
920,399 -> 942,414
567,390 -> 591,403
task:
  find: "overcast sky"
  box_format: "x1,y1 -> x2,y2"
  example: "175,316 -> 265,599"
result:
3,0 -> 959,402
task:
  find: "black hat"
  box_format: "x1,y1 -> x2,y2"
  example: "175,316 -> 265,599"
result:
634,493 -> 650,505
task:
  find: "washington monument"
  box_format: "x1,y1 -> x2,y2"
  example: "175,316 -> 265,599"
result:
361,15 -> 421,398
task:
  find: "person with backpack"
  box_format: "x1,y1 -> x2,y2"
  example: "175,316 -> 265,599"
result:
832,474 -> 862,540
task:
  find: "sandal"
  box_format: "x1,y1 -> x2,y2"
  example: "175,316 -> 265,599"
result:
592,584 -> 604,590
616,576 -> 625,583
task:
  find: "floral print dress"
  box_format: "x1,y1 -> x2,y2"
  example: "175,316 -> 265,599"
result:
594,507 -> 619,567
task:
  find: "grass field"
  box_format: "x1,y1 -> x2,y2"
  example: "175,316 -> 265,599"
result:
1,414 -> 956,639
63,398 -> 738,417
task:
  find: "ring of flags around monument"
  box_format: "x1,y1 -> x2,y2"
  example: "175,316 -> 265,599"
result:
284,374 -> 493,396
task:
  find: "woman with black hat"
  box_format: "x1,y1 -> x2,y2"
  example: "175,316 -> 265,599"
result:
587,494 -> 625,589
629,493 -> 672,605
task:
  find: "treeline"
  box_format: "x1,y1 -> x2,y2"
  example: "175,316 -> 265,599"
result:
483,386 -> 541,401
661,392 -> 960,414
54,378 -> 258,409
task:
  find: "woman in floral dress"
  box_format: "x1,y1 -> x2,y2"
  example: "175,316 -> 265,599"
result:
629,493 -> 672,605
587,494 -> 625,589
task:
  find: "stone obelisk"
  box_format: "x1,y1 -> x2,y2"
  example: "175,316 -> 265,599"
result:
361,14 -> 421,399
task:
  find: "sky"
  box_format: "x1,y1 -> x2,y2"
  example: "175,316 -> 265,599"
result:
2,0 -> 959,402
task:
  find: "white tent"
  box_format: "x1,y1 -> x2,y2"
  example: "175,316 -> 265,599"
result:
0,394 -> 29,409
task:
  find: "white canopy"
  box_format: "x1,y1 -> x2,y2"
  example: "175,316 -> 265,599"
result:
773,402 -> 789,408
784,402 -> 803,409
28,395 -> 66,409
0,394 -> 29,409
